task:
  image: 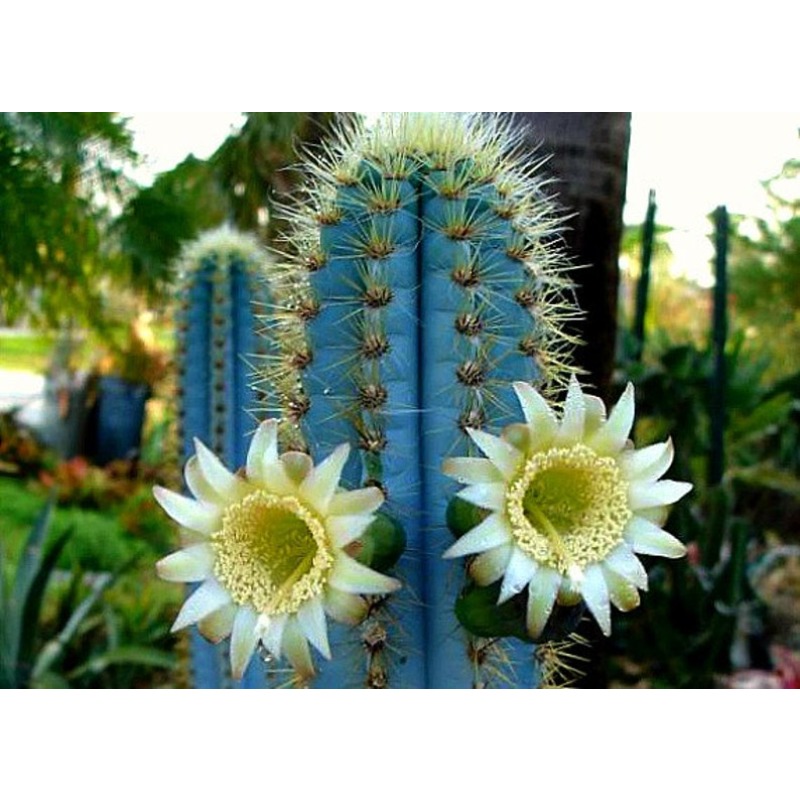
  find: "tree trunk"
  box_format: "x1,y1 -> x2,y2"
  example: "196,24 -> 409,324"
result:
507,113 -> 631,401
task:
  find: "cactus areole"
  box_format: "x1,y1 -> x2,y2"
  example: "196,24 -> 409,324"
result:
258,113 -> 581,688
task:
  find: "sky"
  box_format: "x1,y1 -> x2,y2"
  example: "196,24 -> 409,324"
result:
123,112 -> 245,185
625,113 -> 798,224
123,112 -> 799,285
625,113 -> 798,285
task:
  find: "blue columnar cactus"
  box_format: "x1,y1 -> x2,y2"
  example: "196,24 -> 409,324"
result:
158,116 -> 692,687
174,226 -> 272,689
263,114 -> 579,687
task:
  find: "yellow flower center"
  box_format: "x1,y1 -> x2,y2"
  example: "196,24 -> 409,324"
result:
505,444 -> 631,573
211,490 -> 333,616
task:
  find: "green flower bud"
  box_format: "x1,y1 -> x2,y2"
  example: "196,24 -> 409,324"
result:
446,496 -> 490,539
456,581 -> 586,644
354,512 -> 406,573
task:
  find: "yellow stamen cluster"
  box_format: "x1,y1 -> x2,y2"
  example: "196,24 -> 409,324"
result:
212,490 -> 333,615
505,444 -> 631,572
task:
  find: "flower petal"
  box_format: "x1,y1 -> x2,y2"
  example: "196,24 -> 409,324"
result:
184,456 -> 223,505
636,505 -> 670,527
557,573 -> 583,606
513,381 -> 558,444
324,587 -> 369,625
194,438 -> 240,497
466,428 -> 523,479
583,394 -> 607,437
300,444 -> 350,514
469,543 -> 513,585
619,440 -> 673,482
281,451 -> 313,484
246,419 -> 279,480
588,383 -> 634,455
624,516 -> 687,558
197,603 -> 236,644
456,482 -> 506,512
604,543 -> 648,591
171,579 -> 230,632
443,457 -> 503,485
297,596 -> 331,659
443,513 -> 513,558
329,487 -> 385,516
156,543 -> 215,583
179,527 -> 209,547
260,613 -> 287,658
153,486 -> 220,535
327,514 -> 373,548
282,617 -> 315,678
555,375 -> 586,444
259,461 -> 299,496
329,553 -> 401,595
526,567 -> 561,639
230,605 -> 260,681
629,479 -> 692,510
581,564 -> 611,636
601,565 -> 641,612
498,548 -> 538,603
502,423 -> 531,453
635,439 -> 675,483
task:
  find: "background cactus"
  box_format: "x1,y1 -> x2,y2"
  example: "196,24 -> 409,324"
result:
173,225 -> 272,688
260,114 -> 580,688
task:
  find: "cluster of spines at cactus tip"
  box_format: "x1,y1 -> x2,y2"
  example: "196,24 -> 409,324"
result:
264,113 -> 580,455
174,228 -> 272,458
260,114 -> 582,687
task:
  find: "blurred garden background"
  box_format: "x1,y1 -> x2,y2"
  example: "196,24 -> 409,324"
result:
1,111 -> 798,688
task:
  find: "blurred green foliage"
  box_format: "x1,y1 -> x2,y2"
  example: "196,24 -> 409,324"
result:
605,157 -> 800,685
1,112 -> 340,334
0,389 -> 182,687
0,332 -> 62,373
115,112 -> 341,302
0,497 -> 179,688
0,112 -> 136,328
605,335 -> 799,686
0,476 -> 169,573
729,158 -> 800,381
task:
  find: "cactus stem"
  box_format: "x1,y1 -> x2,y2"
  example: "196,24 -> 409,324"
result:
261,114 -> 582,687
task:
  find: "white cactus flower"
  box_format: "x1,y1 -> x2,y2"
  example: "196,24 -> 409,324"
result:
443,377 -> 692,638
154,420 -> 399,680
